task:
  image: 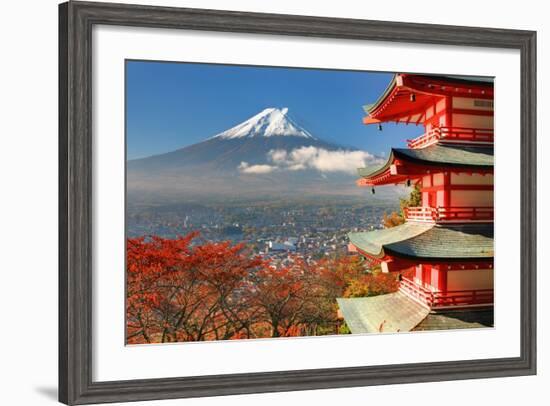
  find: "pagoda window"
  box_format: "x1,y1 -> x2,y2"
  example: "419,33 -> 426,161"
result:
452,113 -> 493,129
446,268 -> 494,291
450,190 -> 494,207
449,173 -> 494,207
451,172 -> 494,185
452,96 -> 494,112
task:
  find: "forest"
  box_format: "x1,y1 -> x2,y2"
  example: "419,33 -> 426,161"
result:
126,232 -> 399,343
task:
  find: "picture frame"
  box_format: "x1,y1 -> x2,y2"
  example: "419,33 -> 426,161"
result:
59,1 -> 537,404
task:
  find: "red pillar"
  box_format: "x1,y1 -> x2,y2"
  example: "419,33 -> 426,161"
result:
444,171 -> 451,207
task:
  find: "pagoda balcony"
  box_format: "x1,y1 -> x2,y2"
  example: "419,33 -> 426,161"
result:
404,206 -> 494,223
399,277 -> 494,309
407,126 -> 494,149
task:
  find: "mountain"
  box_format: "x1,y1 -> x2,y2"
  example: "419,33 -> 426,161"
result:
127,107 -> 403,204
212,107 -> 314,140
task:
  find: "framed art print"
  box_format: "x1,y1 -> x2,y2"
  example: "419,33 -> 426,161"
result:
59,1 -> 537,404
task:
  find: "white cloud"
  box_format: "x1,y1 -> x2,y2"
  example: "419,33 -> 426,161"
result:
288,163 -> 306,171
267,149 -> 288,164
238,161 -> 276,174
241,146 -> 382,175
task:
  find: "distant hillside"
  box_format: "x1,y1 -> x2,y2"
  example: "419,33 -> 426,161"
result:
127,107 -> 406,204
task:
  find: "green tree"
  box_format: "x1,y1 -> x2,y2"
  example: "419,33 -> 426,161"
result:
338,321 -> 352,335
382,183 -> 421,228
399,183 -> 422,216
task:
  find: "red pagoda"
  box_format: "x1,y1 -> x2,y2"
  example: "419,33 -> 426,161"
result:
337,74 -> 494,333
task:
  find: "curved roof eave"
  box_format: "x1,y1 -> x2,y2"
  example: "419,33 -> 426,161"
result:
363,74 -> 494,120
363,74 -> 398,115
357,145 -> 494,183
349,224 -> 494,261
348,223 -> 434,258
357,150 -> 395,179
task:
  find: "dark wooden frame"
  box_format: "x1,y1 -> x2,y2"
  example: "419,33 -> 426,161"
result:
59,1 -> 537,404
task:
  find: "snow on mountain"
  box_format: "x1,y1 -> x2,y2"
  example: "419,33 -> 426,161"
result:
211,107 -> 315,140
127,107 -> 404,203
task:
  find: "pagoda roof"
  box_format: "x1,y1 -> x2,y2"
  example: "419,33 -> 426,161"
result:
357,144 -> 493,185
363,73 -> 494,125
392,145 -> 494,167
413,308 -> 494,331
337,292 -> 429,333
348,223 -> 494,260
348,222 -> 432,258
337,292 -> 493,334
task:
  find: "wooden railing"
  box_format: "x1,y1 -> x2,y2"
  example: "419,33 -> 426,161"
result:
407,128 -> 440,149
400,277 -> 493,308
404,206 -> 494,223
407,126 -> 494,149
399,277 -> 433,306
432,289 -> 494,307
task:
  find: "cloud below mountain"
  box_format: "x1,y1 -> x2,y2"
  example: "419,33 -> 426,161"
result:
238,162 -> 277,174
127,107 -> 403,202
239,146 -> 382,175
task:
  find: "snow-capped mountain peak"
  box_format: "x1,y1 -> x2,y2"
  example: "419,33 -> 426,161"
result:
212,107 -> 316,140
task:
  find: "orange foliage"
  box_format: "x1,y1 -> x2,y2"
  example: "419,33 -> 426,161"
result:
343,271 -> 399,298
126,232 -> 264,343
126,233 -> 396,344
382,211 -> 405,228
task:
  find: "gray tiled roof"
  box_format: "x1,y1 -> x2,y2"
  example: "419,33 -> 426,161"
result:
357,164 -> 385,177
337,292 -> 430,333
348,223 -> 433,258
349,223 -> 494,260
337,292 -> 493,334
440,75 -> 494,84
393,145 -> 494,168
413,308 -> 494,331
357,144 -> 494,179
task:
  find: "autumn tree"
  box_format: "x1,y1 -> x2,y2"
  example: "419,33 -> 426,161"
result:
382,211 -> 405,228
343,269 -> 399,298
250,263 -> 315,337
126,233 -> 265,343
382,183 -> 422,228
127,233 -> 396,344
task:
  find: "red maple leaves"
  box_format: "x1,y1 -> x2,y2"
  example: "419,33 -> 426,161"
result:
126,233 -> 398,344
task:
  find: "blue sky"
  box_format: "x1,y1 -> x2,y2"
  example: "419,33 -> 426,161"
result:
126,60 -> 421,160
